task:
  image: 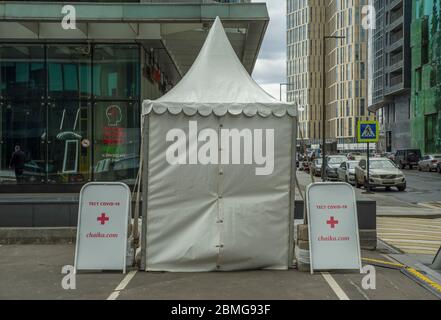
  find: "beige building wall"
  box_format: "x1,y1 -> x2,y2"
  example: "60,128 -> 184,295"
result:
287,0 -> 324,143
287,0 -> 375,148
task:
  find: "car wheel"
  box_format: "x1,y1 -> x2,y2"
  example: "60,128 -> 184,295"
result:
386,186 -> 391,191
397,183 -> 406,192
418,166 -> 422,171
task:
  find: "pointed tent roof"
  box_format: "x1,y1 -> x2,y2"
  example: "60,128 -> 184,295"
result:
143,17 -> 296,118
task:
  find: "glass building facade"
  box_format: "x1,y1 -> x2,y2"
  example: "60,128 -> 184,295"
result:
0,0 -> 268,192
411,0 -> 441,154
0,44 -> 141,186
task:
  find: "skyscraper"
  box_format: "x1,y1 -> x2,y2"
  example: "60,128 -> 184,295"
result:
410,0 -> 441,154
287,0 -> 374,150
368,0 -> 412,153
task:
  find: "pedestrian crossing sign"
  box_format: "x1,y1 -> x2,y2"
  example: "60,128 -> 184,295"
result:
357,121 -> 379,143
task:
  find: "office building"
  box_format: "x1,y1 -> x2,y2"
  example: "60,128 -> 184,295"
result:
0,0 -> 269,192
287,0 -> 374,150
368,0 -> 412,152
410,0 -> 441,154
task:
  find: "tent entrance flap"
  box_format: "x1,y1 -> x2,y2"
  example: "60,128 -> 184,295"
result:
142,113 -> 294,272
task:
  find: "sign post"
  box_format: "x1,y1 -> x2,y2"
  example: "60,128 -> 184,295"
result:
306,183 -> 362,273
74,182 -> 131,273
357,121 -> 379,194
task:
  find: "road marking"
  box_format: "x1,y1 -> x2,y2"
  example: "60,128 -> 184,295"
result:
362,257 -> 403,268
107,270 -> 137,300
377,228 -> 441,235
405,268 -> 441,294
321,272 -> 350,300
378,217 -> 441,255
348,279 -> 370,300
418,202 -> 441,210
378,233 -> 441,239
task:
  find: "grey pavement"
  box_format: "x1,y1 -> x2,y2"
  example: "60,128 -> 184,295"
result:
0,244 -> 438,300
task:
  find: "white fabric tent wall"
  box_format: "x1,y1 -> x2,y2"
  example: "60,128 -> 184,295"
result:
140,17 -> 297,272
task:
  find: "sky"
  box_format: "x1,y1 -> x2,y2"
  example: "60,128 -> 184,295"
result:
251,0 -> 286,101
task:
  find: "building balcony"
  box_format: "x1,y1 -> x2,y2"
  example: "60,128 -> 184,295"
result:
388,37 -> 404,52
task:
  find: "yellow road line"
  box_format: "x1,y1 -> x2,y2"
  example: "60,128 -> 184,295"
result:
362,257 -> 441,294
362,257 -> 404,268
406,268 -> 441,293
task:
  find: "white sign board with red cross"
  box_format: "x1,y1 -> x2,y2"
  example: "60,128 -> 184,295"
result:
74,182 -> 131,273
306,182 -> 362,274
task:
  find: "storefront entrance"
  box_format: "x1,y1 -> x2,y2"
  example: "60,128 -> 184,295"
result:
0,44 -> 140,191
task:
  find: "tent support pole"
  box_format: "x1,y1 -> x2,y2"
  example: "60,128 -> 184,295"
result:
140,116 -> 150,271
288,116 -> 297,268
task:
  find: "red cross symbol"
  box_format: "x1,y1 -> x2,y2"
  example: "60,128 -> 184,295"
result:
326,216 -> 339,229
97,213 -> 109,225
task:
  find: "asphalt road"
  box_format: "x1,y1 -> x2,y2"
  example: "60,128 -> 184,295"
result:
296,168 -> 441,209
391,169 -> 441,204
0,244 -> 437,300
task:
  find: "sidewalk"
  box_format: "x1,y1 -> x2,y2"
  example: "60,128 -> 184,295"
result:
0,243 -> 438,300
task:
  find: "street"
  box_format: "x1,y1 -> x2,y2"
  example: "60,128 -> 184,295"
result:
296,168 -> 441,258
0,244 -> 437,300
388,169 -> 441,206
296,167 -> 441,210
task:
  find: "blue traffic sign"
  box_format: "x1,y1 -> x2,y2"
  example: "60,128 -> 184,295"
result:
357,121 -> 379,143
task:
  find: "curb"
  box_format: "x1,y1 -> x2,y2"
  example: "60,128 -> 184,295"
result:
0,227 -> 76,244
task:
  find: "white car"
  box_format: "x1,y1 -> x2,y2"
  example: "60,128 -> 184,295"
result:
337,160 -> 358,185
418,155 -> 441,172
355,158 -> 406,191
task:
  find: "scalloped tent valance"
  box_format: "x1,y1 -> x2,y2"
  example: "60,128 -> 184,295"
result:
143,102 -> 297,118
142,17 -> 297,118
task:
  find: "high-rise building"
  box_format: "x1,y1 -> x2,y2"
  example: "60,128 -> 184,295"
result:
287,0 -> 324,146
287,0 -> 373,150
368,0 -> 412,153
410,0 -> 441,154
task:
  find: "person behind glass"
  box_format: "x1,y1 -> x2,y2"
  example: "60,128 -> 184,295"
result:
9,145 -> 25,184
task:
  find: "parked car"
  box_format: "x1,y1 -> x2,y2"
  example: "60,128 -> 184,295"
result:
382,152 -> 395,161
337,160 -> 358,185
324,155 -> 347,181
418,154 -> 441,172
302,160 -> 310,173
94,155 -> 139,182
395,149 -> 421,169
311,158 -> 323,177
346,152 -> 362,160
355,158 -> 406,191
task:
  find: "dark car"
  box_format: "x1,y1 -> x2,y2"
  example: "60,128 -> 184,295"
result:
324,155 -> 347,181
394,149 -> 421,169
311,158 -> 323,177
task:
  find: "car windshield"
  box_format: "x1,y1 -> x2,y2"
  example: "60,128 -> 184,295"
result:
328,157 -> 346,164
370,160 -> 396,169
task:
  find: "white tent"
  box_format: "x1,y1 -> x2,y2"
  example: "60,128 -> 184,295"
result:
140,17 -> 297,272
